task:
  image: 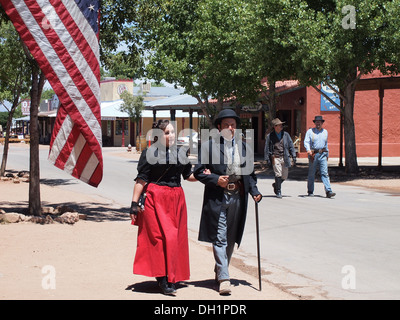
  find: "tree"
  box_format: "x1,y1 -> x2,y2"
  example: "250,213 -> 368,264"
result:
246,0 -> 305,131
102,51 -> 142,80
19,36 -> 46,215
1,6 -> 45,215
1,1 -> 149,215
41,88 -> 55,100
100,0 -> 148,77
26,58 -> 45,216
139,0 -> 263,127
283,0 -> 400,173
99,0 -> 266,127
0,21 -> 31,177
119,90 -> 145,151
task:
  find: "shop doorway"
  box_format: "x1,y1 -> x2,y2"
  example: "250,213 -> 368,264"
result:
240,116 -> 259,154
276,110 -> 292,135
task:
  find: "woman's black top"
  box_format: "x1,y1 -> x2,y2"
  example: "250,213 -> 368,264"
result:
135,147 -> 192,187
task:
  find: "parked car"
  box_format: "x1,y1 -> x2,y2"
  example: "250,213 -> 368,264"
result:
177,131 -> 198,150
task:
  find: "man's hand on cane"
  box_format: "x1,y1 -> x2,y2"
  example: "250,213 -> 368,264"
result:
253,194 -> 262,203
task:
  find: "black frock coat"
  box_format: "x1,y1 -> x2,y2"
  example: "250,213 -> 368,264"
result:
193,136 -> 261,246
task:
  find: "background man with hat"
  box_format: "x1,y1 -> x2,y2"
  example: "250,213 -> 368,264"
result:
304,115 -> 336,198
193,108 -> 262,295
264,118 -> 297,198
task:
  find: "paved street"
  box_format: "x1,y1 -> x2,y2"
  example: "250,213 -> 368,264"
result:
234,179 -> 400,299
3,144 -> 400,299
182,160 -> 400,300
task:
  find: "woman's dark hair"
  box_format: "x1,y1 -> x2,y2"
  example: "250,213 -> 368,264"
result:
152,119 -> 169,130
152,119 -> 169,142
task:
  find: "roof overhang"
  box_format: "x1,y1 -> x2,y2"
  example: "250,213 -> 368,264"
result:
355,76 -> 400,91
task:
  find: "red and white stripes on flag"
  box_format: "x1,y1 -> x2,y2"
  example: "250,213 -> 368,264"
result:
1,0 -> 103,187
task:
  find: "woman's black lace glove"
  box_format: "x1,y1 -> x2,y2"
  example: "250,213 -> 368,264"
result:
130,201 -> 139,216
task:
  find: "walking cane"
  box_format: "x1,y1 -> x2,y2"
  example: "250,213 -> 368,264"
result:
255,200 -> 262,291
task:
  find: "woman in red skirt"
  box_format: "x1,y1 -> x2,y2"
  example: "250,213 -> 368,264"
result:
129,119 -> 196,295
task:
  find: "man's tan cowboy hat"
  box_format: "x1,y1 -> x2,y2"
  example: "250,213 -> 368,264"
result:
271,118 -> 285,126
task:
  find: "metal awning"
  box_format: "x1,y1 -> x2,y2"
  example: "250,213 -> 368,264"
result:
100,97 -> 199,120
145,94 -> 200,110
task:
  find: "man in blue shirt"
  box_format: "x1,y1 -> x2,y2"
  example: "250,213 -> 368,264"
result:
304,116 -> 336,198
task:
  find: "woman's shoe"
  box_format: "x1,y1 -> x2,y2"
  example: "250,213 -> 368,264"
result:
168,282 -> 177,294
156,277 -> 176,296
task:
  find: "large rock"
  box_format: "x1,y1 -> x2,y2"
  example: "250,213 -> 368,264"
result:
29,215 -> 54,225
55,212 -> 80,224
2,212 -> 21,223
41,206 -> 55,214
0,206 -> 82,225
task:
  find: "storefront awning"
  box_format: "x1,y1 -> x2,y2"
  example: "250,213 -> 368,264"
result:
145,94 -> 200,109
100,95 -> 200,120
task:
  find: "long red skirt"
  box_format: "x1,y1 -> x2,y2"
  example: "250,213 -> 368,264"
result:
132,183 -> 190,283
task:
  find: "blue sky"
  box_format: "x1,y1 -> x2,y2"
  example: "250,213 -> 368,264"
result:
0,81 -> 53,113
0,101 -> 11,112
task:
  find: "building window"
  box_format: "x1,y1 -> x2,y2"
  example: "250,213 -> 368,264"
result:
116,119 -> 128,136
107,121 -> 112,137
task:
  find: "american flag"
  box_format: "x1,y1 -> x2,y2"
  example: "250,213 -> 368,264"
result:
1,0 -> 103,187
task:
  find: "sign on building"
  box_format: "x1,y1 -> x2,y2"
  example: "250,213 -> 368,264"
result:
21,100 -> 31,115
117,84 -> 128,96
320,82 -> 340,112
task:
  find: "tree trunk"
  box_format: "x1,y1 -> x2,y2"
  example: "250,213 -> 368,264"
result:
1,84 -> 23,177
28,67 -> 45,216
0,109 -> 15,176
260,81 -> 277,133
267,81 -> 277,132
198,98 -> 223,129
342,77 -> 359,174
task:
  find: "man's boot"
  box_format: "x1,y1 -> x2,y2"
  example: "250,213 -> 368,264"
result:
272,181 -> 278,195
275,177 -> 282,198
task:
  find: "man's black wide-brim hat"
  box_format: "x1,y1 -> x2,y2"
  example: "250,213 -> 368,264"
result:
214,109 -> 241,127
313,115 -> 325,123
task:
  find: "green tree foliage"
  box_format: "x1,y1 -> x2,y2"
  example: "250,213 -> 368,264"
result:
247,0 -> 304,127
100,0 -> 154,79
282,0 -> 400,173
0,6 -> 46,215
139,0 -> 263,127
119,90 -> 145,125
119,90 -> 145,150
0,20 -> 31,176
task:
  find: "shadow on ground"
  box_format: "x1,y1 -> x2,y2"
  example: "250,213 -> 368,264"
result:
1,199 -> 129,222
125,277 -> 255,296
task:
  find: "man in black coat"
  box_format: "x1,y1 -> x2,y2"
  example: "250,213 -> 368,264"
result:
193,109 -> 262,294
